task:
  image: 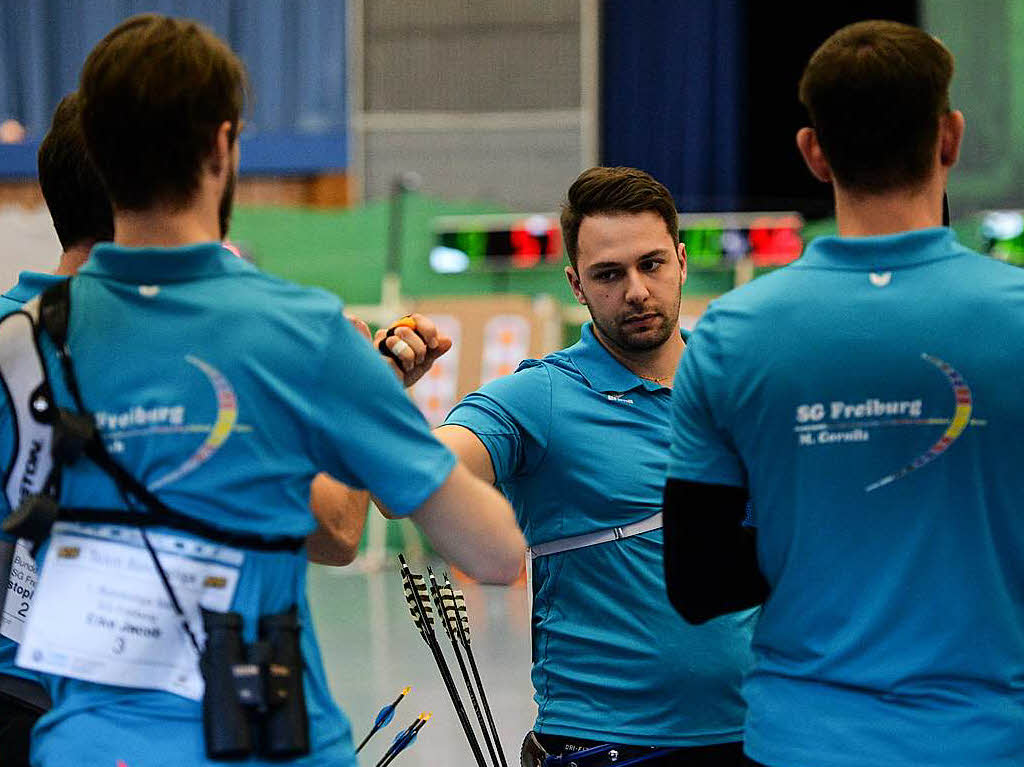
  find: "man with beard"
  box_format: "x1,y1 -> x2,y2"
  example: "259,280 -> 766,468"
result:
439,167 -> 757,767
0,14 -> 524,766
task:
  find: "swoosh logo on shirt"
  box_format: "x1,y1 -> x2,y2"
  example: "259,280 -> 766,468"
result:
865,354 -> 973,492
148,356 -> 239,490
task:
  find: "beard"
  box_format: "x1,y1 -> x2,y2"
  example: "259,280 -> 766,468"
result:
218,167 -> 237,241
591,307 -> 676,352
585,280 -> 682,354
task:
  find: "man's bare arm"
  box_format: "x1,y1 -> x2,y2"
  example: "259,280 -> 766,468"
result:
306,473 -> 369,566
433,424 -> 496,484
408,461 -> 523,584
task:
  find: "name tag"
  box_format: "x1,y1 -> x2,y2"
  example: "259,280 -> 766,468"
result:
17,522 -> 242,701
1,539 -> 38,643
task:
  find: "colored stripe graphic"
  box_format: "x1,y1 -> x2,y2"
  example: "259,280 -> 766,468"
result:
148,355 -> 238,490
865,354 -> 973,492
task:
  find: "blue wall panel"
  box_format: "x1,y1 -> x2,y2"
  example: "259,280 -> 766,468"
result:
0,0 -> 347,176
601,0 -> 745,211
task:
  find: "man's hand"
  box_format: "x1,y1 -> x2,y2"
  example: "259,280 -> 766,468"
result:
373,313 -> 453,388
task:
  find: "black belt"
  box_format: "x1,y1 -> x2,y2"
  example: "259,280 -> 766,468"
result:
0,672 -> 51,713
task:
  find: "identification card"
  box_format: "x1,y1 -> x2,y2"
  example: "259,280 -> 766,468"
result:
1,539 -> 38,643
17,522 -> 242,701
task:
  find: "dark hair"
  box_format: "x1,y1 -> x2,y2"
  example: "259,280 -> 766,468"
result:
79,13 -> 247,210
37,93 -> 114,250
561,167 -> 679,268
798,20 -> 954,194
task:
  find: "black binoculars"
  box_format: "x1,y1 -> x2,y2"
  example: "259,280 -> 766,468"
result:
200,606 -> 310,760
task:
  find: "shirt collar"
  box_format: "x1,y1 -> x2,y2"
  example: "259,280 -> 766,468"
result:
566,322 -> 684,394
3,271 -> 66,303
797,227 -> 963,271
80,241 -> 251,283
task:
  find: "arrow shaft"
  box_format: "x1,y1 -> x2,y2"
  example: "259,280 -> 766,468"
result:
427,634 -> 488,767
465,646 -> 508,767
450,635 -> 501,767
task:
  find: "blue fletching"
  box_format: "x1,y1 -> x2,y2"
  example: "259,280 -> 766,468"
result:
375,704 -> 396,729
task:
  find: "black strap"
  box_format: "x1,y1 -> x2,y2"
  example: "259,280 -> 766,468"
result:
34,280 -> 304,554
59,507 -> 303,552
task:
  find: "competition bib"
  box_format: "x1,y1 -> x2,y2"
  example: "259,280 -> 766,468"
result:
1,539 -> 38,643
17,522 -> 242,700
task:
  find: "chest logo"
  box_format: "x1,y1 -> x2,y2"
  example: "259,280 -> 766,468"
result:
869,271 -> 892,287
606,393 -> 634,405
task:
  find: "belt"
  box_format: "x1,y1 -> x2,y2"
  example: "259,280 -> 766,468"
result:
527,512 -> 663,560
0,672 -> 51,712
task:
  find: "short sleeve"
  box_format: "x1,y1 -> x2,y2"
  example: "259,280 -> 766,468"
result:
668,310 -> 747,488
307,312 -> 457,517
443,362 -> 552,484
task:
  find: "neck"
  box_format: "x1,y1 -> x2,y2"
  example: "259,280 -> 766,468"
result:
113,198 -> 220,249
833,177 -> 945,237
54,242 -> 94,276
592,322 -> 685,388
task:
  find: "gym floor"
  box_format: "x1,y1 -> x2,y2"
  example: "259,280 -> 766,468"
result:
308,559 -> 535,767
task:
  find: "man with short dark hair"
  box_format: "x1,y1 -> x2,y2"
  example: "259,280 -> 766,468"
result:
0,92 -> 112,767
663,20 -> 1024,767
439,166 -> 756,767
1,14 -> 523,767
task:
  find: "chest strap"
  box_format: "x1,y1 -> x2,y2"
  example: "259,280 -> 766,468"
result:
526,511 -> 662,560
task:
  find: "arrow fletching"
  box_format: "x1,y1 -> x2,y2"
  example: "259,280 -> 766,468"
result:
356,685 -> 412,753
444,572 -> 472,646
400,555 -> 434,638
377,712 -> 430,767
427,568 -> 457,642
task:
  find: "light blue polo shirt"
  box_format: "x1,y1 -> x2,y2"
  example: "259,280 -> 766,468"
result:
668,228 -> 1024,767
446,323 -> 756,747
0,243 -> 457,766
1,271 -> 66,689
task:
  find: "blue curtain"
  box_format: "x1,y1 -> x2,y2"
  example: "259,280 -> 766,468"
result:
0,0 -> 346,171
601,0 -> 745,211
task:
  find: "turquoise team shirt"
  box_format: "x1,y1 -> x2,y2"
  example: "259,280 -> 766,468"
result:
446,323 -> 757,747
667,228 -> 1024,767
0,244 -> 457,767
0,271 -> 66,689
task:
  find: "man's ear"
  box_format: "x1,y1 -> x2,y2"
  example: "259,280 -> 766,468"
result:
939,110 -> 965,168
565,265 -> 587,305
796,127 -> 832,183
208,120 -> 234,177
677,242 -> 687,285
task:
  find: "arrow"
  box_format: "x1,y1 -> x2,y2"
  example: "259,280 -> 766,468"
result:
446,571 -> 509,767
355,685 -> 411,753
375,712 -> 425,767
428,568 -> 501,767
378,712 -> 432,767
399,554 -> 487,767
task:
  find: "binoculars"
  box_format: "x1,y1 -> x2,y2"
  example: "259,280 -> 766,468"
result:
200,606 -> 310,760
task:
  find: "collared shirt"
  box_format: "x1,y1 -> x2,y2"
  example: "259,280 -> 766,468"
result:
669,228 -> 1024,767
445,323 -> 756,747
1,242 -> 456,766
0,270 -> 66,313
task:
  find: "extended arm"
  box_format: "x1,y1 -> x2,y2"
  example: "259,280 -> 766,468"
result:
408,461 -> 523,585
662,478 -> 768,624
